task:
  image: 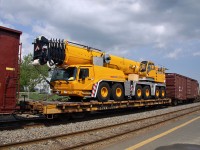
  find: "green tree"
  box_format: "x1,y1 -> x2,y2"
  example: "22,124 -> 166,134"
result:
20,53 -> 49,92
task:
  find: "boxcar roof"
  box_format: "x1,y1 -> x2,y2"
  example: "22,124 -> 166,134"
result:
0,26 -> 22,35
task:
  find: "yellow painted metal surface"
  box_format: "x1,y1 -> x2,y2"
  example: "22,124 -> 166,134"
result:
51,65 -> 126,97
62,43 -> 140,75
26,99 -> 171,115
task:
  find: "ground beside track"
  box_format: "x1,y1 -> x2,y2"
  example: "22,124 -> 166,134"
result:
103,110 -> 200,150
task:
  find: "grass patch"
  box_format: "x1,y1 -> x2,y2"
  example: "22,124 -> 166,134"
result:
19,92 -> 69,101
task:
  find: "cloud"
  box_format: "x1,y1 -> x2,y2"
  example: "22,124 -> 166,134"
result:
0,0 -> 183,51
20,33 -> 33,56
0,0 -> 200,82
193,51 -> 200,56
0,19 -> 13,28
166,48 -> 182,59
107,49 -> 129,57
0,0 -> 200,59
129,2 -> 142,13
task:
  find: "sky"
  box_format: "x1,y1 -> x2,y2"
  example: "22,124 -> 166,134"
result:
0,0 -> 200,83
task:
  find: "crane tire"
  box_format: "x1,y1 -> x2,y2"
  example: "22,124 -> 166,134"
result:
160,87 -> 166,99
97,82 -> 111,102
143,86 -> 151,100
135,85 -> 143,100
155,87 -> 160,99
111,83 -> 124,101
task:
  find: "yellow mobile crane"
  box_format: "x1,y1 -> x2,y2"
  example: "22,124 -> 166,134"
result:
32,36 -> 166,101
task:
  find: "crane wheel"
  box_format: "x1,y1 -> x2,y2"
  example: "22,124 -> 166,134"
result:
155,87 -> 160,99
111,83 -> 124,101
160,87 -> 166,99
135,85 -> 143,100
143,86 -> 151,100
97,82 -> 111,102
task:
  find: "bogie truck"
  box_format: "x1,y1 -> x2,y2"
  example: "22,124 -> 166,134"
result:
32,36 -> 166,102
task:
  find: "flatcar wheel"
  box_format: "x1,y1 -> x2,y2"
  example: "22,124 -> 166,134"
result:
97,82 -> 111,102
160,87 -> 166,99
135,85 -> 143,100
111,83 -> 124,101
155,87 -> 160,99
143,86 -> 151,100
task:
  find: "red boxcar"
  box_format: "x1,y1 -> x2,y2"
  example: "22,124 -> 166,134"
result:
166,73 -> 199,102
0,26 -> 22,113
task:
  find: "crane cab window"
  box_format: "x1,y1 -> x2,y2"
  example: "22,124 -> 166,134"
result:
51,67 -> 77,82
140,61 -> 148,72
79,68 -> 89,79
147,63 -> 155,73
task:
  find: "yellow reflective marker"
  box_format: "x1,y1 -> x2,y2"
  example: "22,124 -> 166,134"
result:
6,67 -> 15,71
126,116 -> 200,150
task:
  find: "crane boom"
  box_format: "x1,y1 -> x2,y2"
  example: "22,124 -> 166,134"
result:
32,36 -> 140,75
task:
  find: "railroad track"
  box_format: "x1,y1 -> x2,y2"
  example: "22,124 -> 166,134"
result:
0,117 -> 47,131
0,104 -> 200,150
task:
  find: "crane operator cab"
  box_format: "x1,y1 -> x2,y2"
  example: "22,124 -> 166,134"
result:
139,61 -> 165,83
50,65 -> 97,98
